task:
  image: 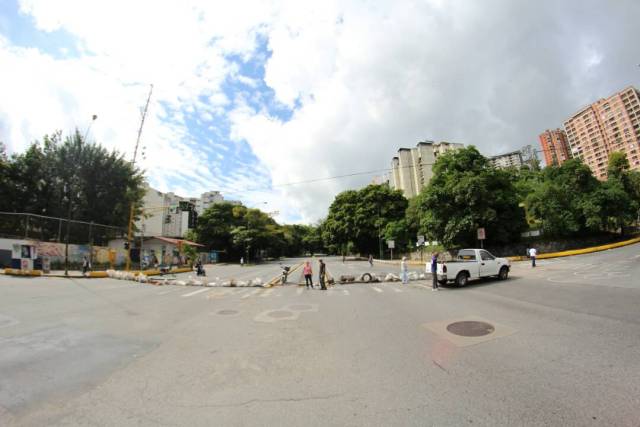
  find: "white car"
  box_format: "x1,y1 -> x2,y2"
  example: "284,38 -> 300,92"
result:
436,249 -> 510,286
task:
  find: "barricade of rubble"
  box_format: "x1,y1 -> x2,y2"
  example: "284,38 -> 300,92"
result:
105,269 -> 266,288
337,271 -> 427,284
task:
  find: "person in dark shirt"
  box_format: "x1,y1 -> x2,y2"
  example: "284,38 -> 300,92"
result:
318,259 -> 327,290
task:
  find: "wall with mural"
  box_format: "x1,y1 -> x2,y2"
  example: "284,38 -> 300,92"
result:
0,238 -> 128,268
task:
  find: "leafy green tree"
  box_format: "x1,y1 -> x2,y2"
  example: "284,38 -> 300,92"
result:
415,146 -> 527,247
323,184 -> 407,255
526,159 -> 601,236
0,130 -> 144,243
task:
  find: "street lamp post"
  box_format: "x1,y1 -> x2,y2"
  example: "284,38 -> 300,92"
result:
63,184 -> 72,276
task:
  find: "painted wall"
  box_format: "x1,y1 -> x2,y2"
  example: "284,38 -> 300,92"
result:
0,238 -> 128,268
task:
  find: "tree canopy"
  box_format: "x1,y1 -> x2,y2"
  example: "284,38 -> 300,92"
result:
0,131 -> 145,242
322,184 -> 408,255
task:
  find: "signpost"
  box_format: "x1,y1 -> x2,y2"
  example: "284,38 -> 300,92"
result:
477,227 -> 486,249
386,240 -> 395,260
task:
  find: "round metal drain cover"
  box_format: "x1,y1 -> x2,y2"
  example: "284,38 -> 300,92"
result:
446,321 -> 494,337
217,309 -> 238,315
268,310 -> 292,318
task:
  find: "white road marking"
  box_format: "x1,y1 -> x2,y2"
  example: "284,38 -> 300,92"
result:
260,289 -> 274,297
296,288 -> 304,295
181,288 -> 210,297
342,289 -> 350,296
157,289 -> 179,295
372,287 -> 383,293
242,289 -> 262,299
393,287 -> 402,293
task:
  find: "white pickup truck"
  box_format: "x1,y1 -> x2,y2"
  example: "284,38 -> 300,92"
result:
436,249 -> 510,286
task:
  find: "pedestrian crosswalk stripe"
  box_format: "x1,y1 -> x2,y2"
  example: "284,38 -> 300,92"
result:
372,287 -> 383,293
393,288 -> 402,293
296,288 -> 303,295
342,289 -> 349,295
182,288 -> 210,297
242,289 -> 262,299
260,289 -> 274,297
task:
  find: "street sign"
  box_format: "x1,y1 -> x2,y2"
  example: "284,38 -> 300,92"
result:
417,235 -> 425,245
386,240 -> 395,249
477,228 -> 486,240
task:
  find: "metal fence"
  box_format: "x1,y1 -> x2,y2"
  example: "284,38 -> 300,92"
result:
0,212 -> 127,246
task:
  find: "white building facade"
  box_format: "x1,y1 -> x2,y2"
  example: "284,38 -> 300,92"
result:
489,151 -> 524,169
390,141 -> 463,198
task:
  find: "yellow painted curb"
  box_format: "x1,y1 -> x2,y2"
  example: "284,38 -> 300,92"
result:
4,268 -> 43,277
88,271 -> 109,278
507,236 -> 640,261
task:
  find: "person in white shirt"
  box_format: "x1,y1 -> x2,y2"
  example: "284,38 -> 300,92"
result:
400,257 -> 408,284
528,247 -> 537,267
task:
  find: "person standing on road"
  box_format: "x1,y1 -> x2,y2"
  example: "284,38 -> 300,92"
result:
318,259 -> 327,290
240,257 -> 244,267
303,261 -> 313,289
82,256 -> 90,275
430,252 -> 439,291
368,254 -> 373,267
401,256 -> 409,284
529,247 -> 537,267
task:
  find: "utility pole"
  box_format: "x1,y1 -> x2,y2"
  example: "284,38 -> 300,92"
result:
125,84 -> 153,271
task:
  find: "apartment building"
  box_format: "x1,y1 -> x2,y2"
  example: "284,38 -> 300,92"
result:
135,186 -> 236,237
563,86 -> 640,179
538,129 -> 570,166
390,140 -> 463,198
489,151 -> 524,169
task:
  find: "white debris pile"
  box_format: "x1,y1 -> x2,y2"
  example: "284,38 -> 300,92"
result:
384,273 -> 400,282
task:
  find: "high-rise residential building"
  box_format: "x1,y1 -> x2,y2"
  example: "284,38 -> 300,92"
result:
196,191 -> 224,214
135,186 -> 237,237
390,140 -> 463,198
489,151 -> 524,169
563,86 -> 640,179
538,129 -> 570,166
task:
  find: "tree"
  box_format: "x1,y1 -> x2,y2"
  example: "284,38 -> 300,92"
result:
526,159 -> 602,237
323,184 -> 407,255
415,146 -> 527,247
0,130 -> 144,242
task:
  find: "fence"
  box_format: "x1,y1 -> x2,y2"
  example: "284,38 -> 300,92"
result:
0,212 -> 127,246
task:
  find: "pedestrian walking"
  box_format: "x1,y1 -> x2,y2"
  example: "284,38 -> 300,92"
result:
528,247 -> 537,267
303,261 -> 313,289
430,252 -> 439,291
240,257 -> 244,267
318,259 -> 327,290
401,256 -> 409,284
82,256 -> 90,275
368,254 -> 373,267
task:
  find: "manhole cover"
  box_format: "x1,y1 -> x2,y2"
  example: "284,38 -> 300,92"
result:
288,304 -> 313,311
446,321 -> 495,337
217,309 -> 238,315
268,310 -> 292,318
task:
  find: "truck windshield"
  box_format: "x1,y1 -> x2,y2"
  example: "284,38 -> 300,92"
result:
457,250 -> 476,261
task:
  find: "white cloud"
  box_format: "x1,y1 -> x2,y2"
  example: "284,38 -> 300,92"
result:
2,0 -> 640,225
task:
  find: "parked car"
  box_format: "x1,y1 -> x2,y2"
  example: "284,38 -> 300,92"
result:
436,249 -> 510,286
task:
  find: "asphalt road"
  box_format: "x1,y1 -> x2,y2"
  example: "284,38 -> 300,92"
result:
1,245 -> 640,426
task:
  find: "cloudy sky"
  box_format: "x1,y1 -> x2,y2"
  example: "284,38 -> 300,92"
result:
1,0 -> 639,223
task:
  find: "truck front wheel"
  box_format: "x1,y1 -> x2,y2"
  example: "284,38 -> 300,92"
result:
498,266 -> 509,280
455,272 -> 469,287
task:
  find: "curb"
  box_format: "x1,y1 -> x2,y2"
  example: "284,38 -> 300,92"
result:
506,236 -> 640,261
3,268 -> 43,277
